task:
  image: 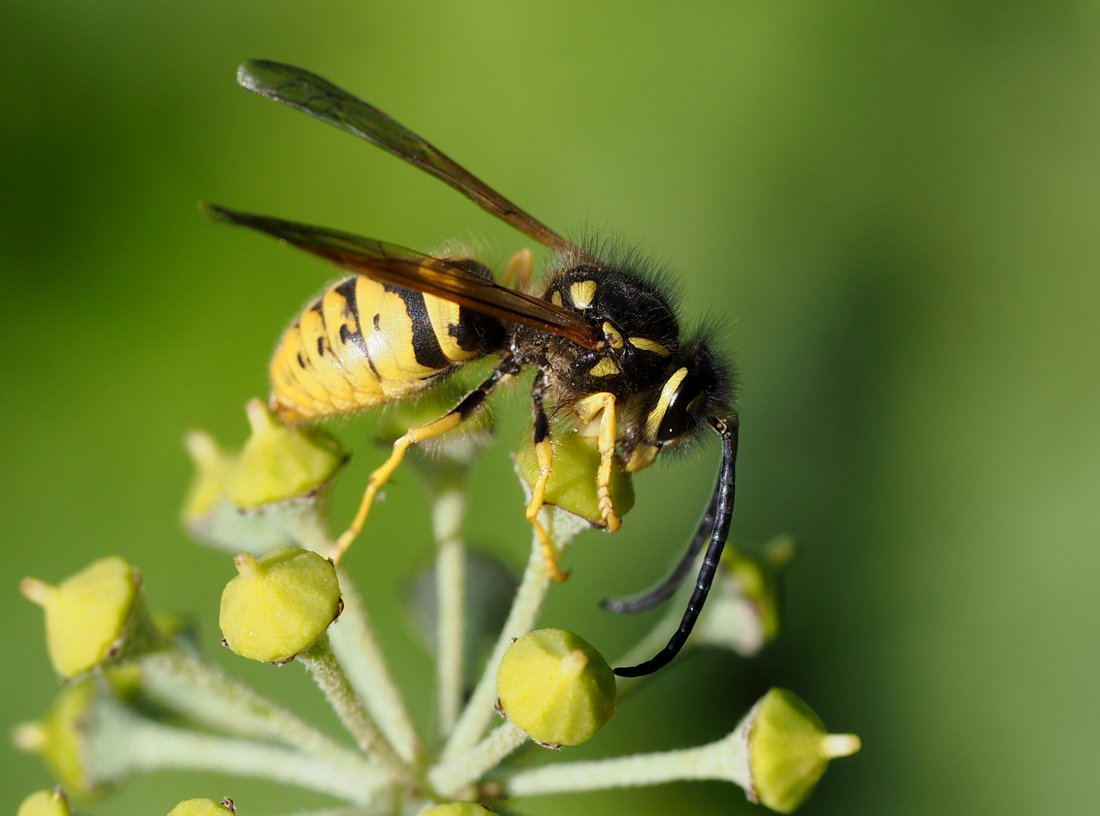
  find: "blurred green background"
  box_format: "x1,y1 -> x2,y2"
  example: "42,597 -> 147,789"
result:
3,1 -> 1098,814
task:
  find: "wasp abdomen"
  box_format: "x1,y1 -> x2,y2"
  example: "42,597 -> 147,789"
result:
270,273 -> 504,423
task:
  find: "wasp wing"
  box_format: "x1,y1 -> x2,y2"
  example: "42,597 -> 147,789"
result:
236,60 -> 579,257
203,204 -> 601,349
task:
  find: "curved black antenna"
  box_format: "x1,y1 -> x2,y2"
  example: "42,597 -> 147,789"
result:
613,414 -> 739,677
600,491 -> 719,614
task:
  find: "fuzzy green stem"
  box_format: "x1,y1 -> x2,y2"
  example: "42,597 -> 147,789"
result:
329,569 -> 423,763
430,720 -> 528,797
287,509 -> 422,764
502,727 -> 750,797
138,646 -> 366,769
298,634 -> 419,788
86,691 -> 382,804
441,509 -> 585,763
432,486 -> 467,738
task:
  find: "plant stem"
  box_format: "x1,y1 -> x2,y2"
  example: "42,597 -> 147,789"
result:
87,691 -> 383,805
299,635 -> 420,788
431,486 -> 467,738
502,728 -> 751,797
287,506 -> 423,764
330,569 -> 423,762
138,646 -> 365,767
441,508 -> 585,763
429,721 -> 528,797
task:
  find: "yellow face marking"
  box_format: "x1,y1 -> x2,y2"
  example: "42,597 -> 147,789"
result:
569,280 -> 597,309
551,290 -> 564,307
589,357 -> 621,377
602,321 -> 624,349
628,336 -> 673,357
645,366 -> 689,440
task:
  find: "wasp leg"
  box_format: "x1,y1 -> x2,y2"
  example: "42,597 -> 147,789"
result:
523,372 -> 569,581
500,247 -> 534,290
333,355 -> 521,562
573,392 -> 622,534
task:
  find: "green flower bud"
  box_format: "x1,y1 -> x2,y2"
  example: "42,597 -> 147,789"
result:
219,547 -> 341,663
696,536 -> 796,656
421,804 -> 494,816
166,798 -> 236,816
18,789 -> 74,816
497,628 -> 616,747
515,427 -> 634,526
228,399 -> 345,508
12,681 -> 99,797
182,430 -> 238,520
182,429 -> 302,555
21,557 -> 160,679
747,689 -> 860,813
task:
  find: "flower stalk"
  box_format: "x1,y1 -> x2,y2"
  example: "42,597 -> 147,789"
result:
441,506 -> 588,763
297,634 -> 420,789
15,403 -> 860,813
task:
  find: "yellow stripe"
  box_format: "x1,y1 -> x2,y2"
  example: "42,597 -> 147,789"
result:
569,280 -> 597,309
628,336 -> 672,357
589,357 -> 621,377
645,367 -> 689,440
425,295 -> 472,361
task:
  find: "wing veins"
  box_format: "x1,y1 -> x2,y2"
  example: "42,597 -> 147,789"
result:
203,204 -> 601,349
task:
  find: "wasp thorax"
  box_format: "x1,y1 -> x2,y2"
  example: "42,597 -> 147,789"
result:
536,265 -> 681,398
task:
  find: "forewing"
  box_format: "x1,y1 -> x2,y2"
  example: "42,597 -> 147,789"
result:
236,60 -> 579,256
203,204 -> 600,348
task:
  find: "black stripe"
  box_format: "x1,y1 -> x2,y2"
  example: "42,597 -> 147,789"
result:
334,277 -> 381,379
383,284 -> 450,370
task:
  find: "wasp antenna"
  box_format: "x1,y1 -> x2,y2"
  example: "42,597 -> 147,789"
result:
600,491 -> 719,614
613,414 -> 739,678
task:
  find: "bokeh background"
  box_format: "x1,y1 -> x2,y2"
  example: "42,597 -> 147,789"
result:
3,1 -> 1098,814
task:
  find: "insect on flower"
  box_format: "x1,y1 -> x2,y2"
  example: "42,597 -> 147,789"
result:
205,60 -> 740,676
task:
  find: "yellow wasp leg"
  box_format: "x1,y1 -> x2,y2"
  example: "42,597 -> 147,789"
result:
500,247 -> 534,290
523,373 -> 569,581
570,391 -> 623,534
525,437 -> 569,582
333,356 -> 520,562
593,393 -> 622,533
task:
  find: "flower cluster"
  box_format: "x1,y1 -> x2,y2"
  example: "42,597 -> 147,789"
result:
16,396 -> 858,815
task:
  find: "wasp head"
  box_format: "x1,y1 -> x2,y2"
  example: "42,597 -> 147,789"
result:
624,337 -> 734,472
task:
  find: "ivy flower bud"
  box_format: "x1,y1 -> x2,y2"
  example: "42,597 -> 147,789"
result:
219,547 -> 341,663
421,804 -> 494,816
228,399 -> 345,508
182,430 -> 238,520
18,789 -> 74,816
516,427 -> 634,526
747,689 -> 860,813
166,799 -> 236,816
21,557 -> 160,679
12,681 -> 99,797
182,429 -> 299,556
497,628 -> 616,747
696,536 -> 796,657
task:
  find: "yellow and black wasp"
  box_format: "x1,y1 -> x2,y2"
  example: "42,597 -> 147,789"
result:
205,60 -> 740,676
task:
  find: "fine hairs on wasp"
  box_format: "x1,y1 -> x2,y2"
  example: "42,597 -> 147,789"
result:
205,60 -> 740,677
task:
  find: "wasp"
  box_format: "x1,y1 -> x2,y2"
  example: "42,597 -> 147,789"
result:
205,60 -> 740,676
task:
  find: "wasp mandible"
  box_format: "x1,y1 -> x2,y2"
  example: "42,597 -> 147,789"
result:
206,60 -> 740,676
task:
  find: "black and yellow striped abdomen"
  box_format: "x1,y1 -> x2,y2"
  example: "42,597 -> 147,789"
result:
271,272 -> 505,422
